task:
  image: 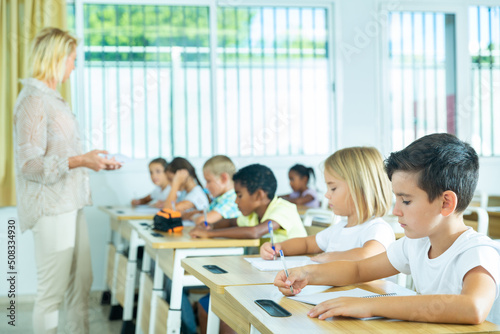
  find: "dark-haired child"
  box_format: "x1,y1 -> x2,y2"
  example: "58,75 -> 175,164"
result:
281,164 -> 320,208
190,163 -> 307,241
131,157 -> 170,208
275,133 -> 500,325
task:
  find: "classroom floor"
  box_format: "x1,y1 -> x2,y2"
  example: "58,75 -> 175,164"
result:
0,291 -> 122,334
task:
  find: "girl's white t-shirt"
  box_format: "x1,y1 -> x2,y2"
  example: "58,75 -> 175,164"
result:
177,185 -> 209,210
315,217 -> 395,252
150,185 -> 171,202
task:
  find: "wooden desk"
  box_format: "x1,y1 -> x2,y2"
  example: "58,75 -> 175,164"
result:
130,221 -> 260,334
224,281 -> 500,334
182,256 -> 276,334
98,206 -> 154,329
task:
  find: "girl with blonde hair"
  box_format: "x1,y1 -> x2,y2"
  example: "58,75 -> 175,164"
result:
13,27 -> 121,334
261,146 -> 395,263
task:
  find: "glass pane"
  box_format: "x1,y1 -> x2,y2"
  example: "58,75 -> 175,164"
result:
388,12 -> 456,151
78,4 -> 211,159
216,7 -> 332,156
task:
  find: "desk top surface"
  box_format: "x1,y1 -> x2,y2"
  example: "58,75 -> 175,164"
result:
128,220 -> 260,249
181,255 -> 276,294
99,205 -> 158,220
224,281 -> 500,334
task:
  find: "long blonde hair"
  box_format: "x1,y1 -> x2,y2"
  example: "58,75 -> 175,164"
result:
30,27 -> 77,83
324,147 -> 392,225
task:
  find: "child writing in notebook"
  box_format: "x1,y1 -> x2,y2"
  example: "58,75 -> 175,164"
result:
193,155 -> 241,225
163,157 -> 209,215
261,147 -> 395,263
131,157 -> 170,208
192,163 -> 307,334
281,164 -> 320,208
189,163 -> 307,241
275,134 -> 500,325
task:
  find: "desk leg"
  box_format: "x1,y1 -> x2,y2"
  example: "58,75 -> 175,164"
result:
135,250 -> 151,334
250,325 -> 262,334
165,250 -> 185,334
206,295 -> 220,334
110,229 -> 125,320
101,227 -> 115,305
149,256 -> 165,334
122,229 -> 143,332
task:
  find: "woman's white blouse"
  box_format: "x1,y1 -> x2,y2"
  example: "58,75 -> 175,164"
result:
13,78 -> 91,232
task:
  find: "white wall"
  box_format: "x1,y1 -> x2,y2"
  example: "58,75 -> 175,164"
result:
1,0 -> 499,297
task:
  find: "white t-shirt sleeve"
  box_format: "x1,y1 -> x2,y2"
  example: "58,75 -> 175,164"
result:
456,246 -> 500,298
360,221 -> 395,250
386,237 -> 411,275
316,225 -> 335,252
184,186 -> 209,210
149,186 -> 161,201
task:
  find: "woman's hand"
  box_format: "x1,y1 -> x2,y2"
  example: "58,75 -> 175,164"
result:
73,150 -> 122,171
131,199 -> 141,206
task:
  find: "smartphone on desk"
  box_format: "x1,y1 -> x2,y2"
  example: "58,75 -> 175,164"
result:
254,299 -> 291,317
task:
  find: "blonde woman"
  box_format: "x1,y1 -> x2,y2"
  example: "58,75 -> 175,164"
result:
260,147 -> 395,262
13,27 -> 121,334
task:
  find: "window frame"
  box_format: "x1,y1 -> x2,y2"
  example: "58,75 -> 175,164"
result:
378,2 -> 470,154
71,0 -> 339,158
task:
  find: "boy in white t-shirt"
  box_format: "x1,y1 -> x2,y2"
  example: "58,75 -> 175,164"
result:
274,133 -> 500,325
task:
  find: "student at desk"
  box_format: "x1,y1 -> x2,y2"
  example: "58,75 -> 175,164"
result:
275,134 -> 500,325
261,147 -> 394,263
131,157 -> 170,208
193,155 -> 241,225
163,157 -> 209,218
190,163 -> 307,241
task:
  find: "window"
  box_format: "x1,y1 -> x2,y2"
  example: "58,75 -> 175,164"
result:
469,6 -> 500,157
67,2 -> 335,159
387,11 -> 457,151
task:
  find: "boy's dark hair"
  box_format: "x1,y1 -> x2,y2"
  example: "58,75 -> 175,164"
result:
385,133 -> 479,212
289,164 -> 316,186
149,157 -> 168,171
233,164 -> 277,200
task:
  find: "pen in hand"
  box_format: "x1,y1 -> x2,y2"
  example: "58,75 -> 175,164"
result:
268,221 -> 275,260
279,250 -> 294,294
171,201 -> 176,211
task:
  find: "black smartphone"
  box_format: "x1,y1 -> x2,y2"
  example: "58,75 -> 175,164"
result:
254,299 -> 291,317
150,232 -> 163,237
203,265 -> 227,274
116,210 -> 125,214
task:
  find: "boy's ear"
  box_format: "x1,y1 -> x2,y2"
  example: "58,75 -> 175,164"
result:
220,172 -> 229,183
254,189 -> 269,202
441,190 -> 458,217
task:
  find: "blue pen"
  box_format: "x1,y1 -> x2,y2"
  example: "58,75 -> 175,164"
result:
268,221 -> 276,260
203,209 -> 208,228
279,250 -> 294,294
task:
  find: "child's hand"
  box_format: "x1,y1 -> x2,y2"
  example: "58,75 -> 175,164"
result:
173,169 -> 190,186
131,199 -> 140,206
260,242 -> 282,260
307,297 -> 375,320
274,267 -> 309,296
189,226 -> 210,238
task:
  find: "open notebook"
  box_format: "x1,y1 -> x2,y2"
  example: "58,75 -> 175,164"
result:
244,256 -> 318,271
288,287 -> 417,320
